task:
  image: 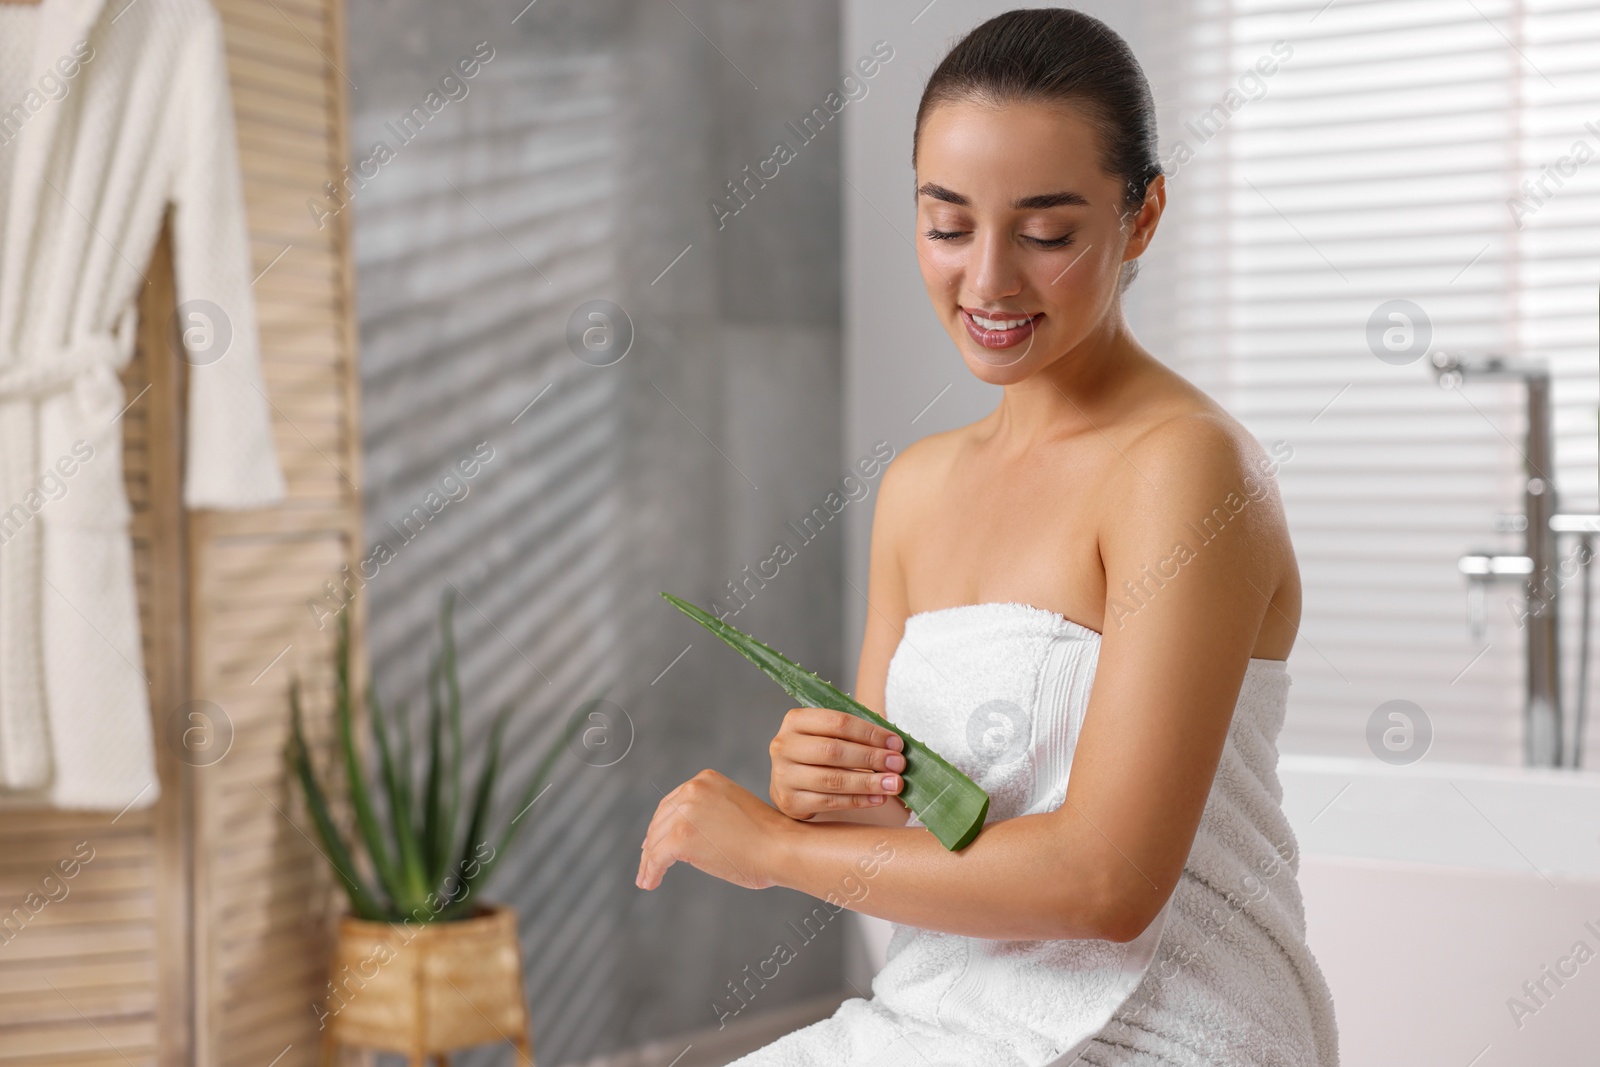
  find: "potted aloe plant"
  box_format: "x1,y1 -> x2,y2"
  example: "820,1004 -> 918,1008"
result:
286,589 -> 596,1066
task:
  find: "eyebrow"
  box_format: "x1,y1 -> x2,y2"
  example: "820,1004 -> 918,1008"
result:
916,182 -> 1090,210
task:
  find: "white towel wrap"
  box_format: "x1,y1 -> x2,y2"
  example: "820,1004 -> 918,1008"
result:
729,601 -> 1338,1066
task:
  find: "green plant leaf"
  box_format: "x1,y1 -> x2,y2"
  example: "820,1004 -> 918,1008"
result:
435,703 -> 512,922
432,588 -> 464,890
333,610 -> 406,909
286,579 -> 621,926
420,651 -> 445,885
659,592 -> 989,851
369,686 -> 428,907
287,677 -> 392,921
394,695 -> 414,833
461,704 -> 511,872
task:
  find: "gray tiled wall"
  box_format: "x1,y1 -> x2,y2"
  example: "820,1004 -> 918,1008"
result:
345,2 -> 848,1061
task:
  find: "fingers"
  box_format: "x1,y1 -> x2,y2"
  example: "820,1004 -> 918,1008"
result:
638,807 -> 687,890
786,789 -> 891,813
637,813 -> 663,888
784,708 -> 905,754
638,844 -> 674,890
769,709 -> 907,820
777,766 -> 903,818
787,734 -> 906,774
636,827 -> 659,888
789,765 -> 902,798
775,723 -> 907,774
640,832 -> 678,890
637,784 -> 689,890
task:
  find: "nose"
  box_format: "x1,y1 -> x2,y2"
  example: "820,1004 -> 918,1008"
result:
967,228 -> 1023,303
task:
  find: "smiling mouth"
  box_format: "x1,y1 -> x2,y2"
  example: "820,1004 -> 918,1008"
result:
961,309 -> 1043,351
965,310 -> 1039,330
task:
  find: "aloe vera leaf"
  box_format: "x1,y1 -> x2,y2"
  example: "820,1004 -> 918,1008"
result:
435,704 -> 512,921
333,611 -> 405,908
660,592 -> 989,851
433,589 -> 464,888
394,696 -> 414,828
369,686 -> 429,906
420,651 -> 446,883
287,678 -> 392,921
461,704 -> 511,870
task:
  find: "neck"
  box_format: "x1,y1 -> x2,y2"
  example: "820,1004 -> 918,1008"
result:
984,307 -> 1149,449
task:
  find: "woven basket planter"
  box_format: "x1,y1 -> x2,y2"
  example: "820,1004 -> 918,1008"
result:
318,902 -> 533,1065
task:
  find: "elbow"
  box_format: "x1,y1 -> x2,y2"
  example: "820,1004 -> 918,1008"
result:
1038,880 -> 1167,943
1084,873 -> 1172,944
1096,899 -> 1163,944
1036,824 -> 1176,942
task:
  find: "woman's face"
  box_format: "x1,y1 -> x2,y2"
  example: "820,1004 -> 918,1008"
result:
913,97 -> 1162,384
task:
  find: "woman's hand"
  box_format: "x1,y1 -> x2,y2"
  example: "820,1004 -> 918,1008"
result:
769,708 -> 907,821
636,769 -> 791,891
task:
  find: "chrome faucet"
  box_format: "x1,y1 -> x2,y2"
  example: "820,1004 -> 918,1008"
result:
1431,352 -> 1581,766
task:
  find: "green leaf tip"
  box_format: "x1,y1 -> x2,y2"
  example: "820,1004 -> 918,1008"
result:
660,591 -> 989,851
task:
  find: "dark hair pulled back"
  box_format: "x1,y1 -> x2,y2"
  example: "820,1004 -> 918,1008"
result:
913,8 -> 1162,214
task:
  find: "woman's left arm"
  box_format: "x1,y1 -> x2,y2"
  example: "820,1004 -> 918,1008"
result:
637,417 -> 1289,943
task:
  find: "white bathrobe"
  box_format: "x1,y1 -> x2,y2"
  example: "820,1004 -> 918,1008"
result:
0,0 -> 286,809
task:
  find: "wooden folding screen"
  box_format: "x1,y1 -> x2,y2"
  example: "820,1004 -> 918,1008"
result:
0,0 -> 364,1063
197,0 -> 364,1060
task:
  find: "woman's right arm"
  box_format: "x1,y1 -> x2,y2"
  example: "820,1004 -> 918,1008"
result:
768,446 -> 914,826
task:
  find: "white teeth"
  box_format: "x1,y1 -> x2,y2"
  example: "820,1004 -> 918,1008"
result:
970,312 -> 1034,331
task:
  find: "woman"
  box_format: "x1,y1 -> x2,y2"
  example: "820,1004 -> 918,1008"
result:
637,9 -> 1338,1065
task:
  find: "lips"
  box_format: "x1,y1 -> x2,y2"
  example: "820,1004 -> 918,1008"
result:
962,308 -> 1042,350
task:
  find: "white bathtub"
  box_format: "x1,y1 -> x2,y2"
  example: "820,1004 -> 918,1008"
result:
849,754 -> 1600,1064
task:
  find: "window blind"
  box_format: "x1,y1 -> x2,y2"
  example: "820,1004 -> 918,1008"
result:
1141,0 -> 1600,764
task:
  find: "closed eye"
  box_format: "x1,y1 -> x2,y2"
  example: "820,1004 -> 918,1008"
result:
921,228 -> 1075,249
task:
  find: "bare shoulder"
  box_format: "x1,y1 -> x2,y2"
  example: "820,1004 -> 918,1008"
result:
1117,403 -> 1291,521
875,424 -> 967,523
1103,394 -> 1301,652
882,423 -> 966,481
